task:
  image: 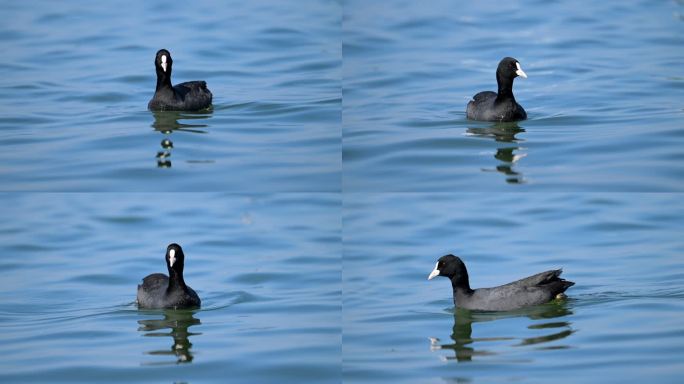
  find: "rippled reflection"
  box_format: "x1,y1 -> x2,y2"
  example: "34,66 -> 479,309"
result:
429,302 -> 574,362
138,309 -> 202,365
466,122 -> 527,184
150,110 -> 212,168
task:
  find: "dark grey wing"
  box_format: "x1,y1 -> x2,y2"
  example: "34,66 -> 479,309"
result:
174,81 -> 213,110
468,284 -> 549,311
137,273 -> 168,308
507,269 -> 568,288
466,91 -> 497,120
498,269 -> 574,297
471,91 -> 497,103
462,269 -> 575,311
140,273 -> 168,291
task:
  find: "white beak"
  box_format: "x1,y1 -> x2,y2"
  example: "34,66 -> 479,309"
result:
428,262 -> 440,280
161,55 -> 168,73
515,62 -> 527,78
169,248 -> 176,267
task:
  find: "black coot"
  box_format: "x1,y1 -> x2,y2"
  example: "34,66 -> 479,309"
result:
428,254 -> 573,311
148,49 -> 212,111
137,243 -> 201,309
466,57 -> 527,122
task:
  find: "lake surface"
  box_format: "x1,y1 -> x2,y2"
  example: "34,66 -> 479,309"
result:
0,0 -> 340,191
343,0 -> 684,191
0,193 -> 341,383
342,193 -> 684,383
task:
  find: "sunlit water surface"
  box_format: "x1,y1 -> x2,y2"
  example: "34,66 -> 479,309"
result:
343,193 -> 684,383
343,0 -> 684,191
0,193 -> 341,383
0,0 -> 340,191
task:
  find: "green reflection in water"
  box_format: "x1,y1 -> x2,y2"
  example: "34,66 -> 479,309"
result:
138,309 -> 202,365
467,122 -> 527,184
431,300 -> 574,362
150,110 -> 212,168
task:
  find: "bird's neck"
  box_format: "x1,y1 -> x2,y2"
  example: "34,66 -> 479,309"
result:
450,274 -> 473,295
167,268 -> 187,291
496,74 -> 515,101
156,70 -> 173,92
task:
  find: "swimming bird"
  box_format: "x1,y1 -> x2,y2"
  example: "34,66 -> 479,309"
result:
466,57 -> 527,122
428,254 -> 573,311
148,49 -> 212,111
137,243 -> 201,309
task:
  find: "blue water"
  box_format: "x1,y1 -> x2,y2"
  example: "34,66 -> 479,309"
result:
0,193 -> 341,383
343,0 -> 684,191
0,0 -> 340,191
343,193 -> 684,383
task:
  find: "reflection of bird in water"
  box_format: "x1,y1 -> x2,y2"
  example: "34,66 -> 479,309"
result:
494,147 -> 526,184
150,111 -> 211,168
156,147 -> 172,168
156,138 -> 174,168
466,122 -> 527,184
466,122 -> 524,143
138,309 -> 201,364
429,303 -> 574,363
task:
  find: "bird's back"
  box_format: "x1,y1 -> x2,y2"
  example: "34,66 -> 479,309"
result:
457,269 -> 574,311
173,81 -> 212,110
137,273 -> 168,308
149,81 -> 212,111
466,91 -> 496,120
466,91 -> 526,122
